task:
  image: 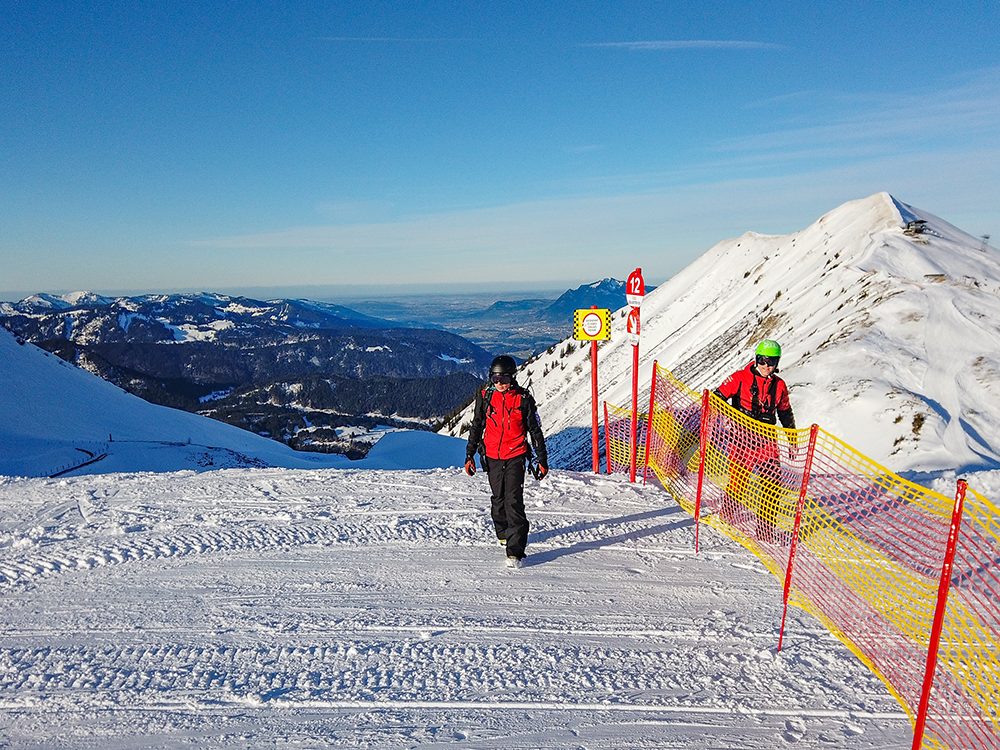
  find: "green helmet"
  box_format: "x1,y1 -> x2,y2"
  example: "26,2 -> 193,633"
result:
755,340 -> 782,358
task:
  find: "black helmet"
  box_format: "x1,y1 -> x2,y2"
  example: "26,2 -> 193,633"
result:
489,355 -> 517,375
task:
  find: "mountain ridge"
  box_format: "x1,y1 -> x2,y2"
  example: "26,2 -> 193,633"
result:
443,192 -> 1000,477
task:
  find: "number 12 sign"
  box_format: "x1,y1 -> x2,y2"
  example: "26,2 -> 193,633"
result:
626,268 -> 645,308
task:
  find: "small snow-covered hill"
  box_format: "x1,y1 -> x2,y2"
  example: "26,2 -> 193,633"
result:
1,291 -> 491,454
444,193 -> 1000,476
0,327 -> 466,477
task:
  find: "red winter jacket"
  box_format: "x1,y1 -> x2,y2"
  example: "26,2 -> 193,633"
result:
466,384 -> 547,463
714,362 -> 795,428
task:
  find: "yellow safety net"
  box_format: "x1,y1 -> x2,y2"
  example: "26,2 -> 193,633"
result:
639,361 -> 1000,750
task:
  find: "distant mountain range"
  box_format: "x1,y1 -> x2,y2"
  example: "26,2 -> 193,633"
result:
469,277 -> 653,321
343,277 -> 655,359
1,292 -> 492,455
0,279 -> 648,458
7,195 -> 994,479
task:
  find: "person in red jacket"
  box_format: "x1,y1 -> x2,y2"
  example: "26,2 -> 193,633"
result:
465,355 -> 548,568
713,340 -> 795,542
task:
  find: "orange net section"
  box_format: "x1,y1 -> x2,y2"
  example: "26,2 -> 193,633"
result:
697,387 -> 812,578
603,402 -> 646,475
640,361 -> 1000,750
644,366 -> 703,503
785,428 -> 955,741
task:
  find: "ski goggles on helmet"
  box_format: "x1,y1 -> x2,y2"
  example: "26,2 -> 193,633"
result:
755,354 -> 779,367
491,372 -> 513,384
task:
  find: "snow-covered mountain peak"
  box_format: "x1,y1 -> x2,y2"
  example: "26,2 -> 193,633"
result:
444,192 -> 1000,477
17,291 -> 114,310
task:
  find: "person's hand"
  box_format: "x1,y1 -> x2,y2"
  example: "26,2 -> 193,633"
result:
537,461 -> 548,479
464,459 -> 476,476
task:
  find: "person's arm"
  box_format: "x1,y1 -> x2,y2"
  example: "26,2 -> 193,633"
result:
714,369 -> 741,403
776,381 -> 796,429
523,392 -> 548,475
465,388 -> 487,470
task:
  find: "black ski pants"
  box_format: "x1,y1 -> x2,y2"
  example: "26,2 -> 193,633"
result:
486,454 -> 529,559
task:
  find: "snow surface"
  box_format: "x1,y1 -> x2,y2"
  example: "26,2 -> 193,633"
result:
1,466 -> 920,748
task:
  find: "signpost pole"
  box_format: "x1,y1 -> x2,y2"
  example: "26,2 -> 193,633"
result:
590,306 -> 599,474
625,269 -> 645,483
630,334 -> 639,482
573,305 -> 610,476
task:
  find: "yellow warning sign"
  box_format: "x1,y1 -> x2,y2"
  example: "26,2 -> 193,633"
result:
573,308 -> 610,341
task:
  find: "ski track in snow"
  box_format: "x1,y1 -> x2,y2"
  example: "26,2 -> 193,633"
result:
0,468 -> 912,748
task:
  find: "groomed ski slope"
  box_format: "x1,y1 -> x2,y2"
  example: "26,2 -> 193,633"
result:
0,463 -> 931,749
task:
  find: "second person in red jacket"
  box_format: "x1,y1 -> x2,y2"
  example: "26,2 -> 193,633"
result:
713,339 -> 795,542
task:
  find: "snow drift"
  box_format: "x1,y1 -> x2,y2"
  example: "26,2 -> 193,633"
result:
0,326 -> 466,477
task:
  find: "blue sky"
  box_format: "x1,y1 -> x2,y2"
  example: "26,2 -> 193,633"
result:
2,0 -> 998,299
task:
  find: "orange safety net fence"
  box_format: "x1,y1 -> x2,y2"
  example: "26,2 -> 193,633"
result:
639,361 -> 1000,750
603,402 -> 646,475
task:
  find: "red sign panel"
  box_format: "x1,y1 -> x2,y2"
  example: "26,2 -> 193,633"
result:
626,268 -> 645,308
626,307 -> 640,345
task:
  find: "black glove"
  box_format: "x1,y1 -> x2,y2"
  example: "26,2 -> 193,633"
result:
531,460 -> 547,480
464,459 -> 476,476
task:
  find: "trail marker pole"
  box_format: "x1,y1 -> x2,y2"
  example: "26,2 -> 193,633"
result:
591,336 -> 599,472
625,268 -> 644,483
694,390 -> 711,554
573,306 -> 611,474
778,424 -> 819,652
627,307 -> 641,482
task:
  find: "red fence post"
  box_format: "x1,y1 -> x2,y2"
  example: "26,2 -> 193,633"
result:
591,338 -> 599,473
911,479 -> 967,750
778,424 -> 819,652
694,389 -> 711,554
603,401 -> 609,474
642,361 -> 658,485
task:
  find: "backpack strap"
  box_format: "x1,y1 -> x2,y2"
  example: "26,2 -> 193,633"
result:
481,384 -> 497,417
748,375 -> 779,423
476,384 -> 495,467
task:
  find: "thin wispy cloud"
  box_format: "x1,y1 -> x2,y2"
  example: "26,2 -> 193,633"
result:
744,90 -> 819,109
583,40 -> 784,51
714,68 -> 1000,162
317,37 -> 472,43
